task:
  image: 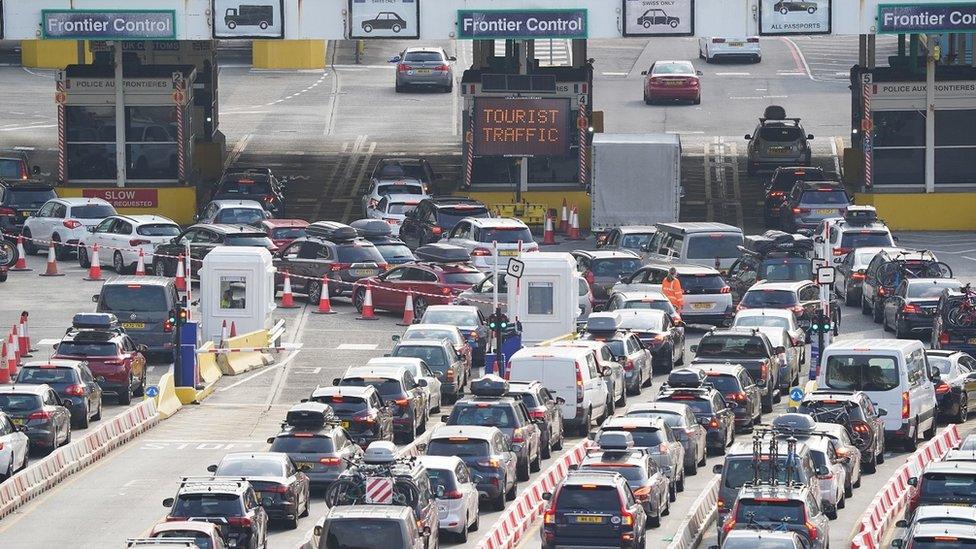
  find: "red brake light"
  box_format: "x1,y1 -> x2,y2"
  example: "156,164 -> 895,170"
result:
65,384 -> 85,397
0,207 -> 15,216
624,359 -> 635,371
319,457 -> 342,466
28,411 -> 51,420
433,64 -> 450,72
227,517 -> 253,527
730,392 -> 747,402
129,239 -> 151,246
529,409 -> 546,420
471,248 -> 491,257
63,220 -> 82,229
852,421 -> 871,434
761,363 -> 769,379
833,247 -> 852,256
851,272 -> 866,281
263,484 -> 288,494
441,489 -> 463,499
708,417 -> 720,429
939,329 -> 951,346
805,520 -> 819,540
769,191 -> 785,197
19,163 -> 29,181
620,508 -> 634,526
431,226 -> 443,235
575,363 -> 584,403
902,391 -> 910,419
163,320 -> 174,333
397,64 -> 412,72
394,398 -> 410,407
936,382 -> 951,395
720,285 -> 731,294
902,304 -> 920,314
544,507 -> 555,524
584,270 -> 594,285
793,207 -> 809,214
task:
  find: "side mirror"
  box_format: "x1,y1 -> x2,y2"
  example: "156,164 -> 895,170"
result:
568,464 -> 579,471
207,464 -> 218,473
441,414 -> 450,423
556,397 -> 566,405
416,442 -> 427,453
332,377 -> 341,386
696,70 -> 704,76
893,236 -> 900,242
163,497 -> 175,507
391,334 -> 401,342
895,519 -> 908,528
602,367 -> 612,377
892,540 -> 904,548
907,477 -> 918,486
267,437 -> 275,444
807,134 -> 815,140
690,344 -> 699,353
314,525 -> 323,537
52,342 -> 59,350
92,295 -> 100,303
423,527 -> 432,537
436,484 -> 445,497
930,369 -> 941,381
878,408 -> 888,417
389,56 -> 402,63
448,56 -> 457,62
712,464 -> 723,474
744,134 -> 752,140
542,492 -> 552,500
137,344 -> 149,353
640,70 -> 648,75
814,236 -> 825,244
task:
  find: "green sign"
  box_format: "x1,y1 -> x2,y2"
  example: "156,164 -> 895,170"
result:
42,9 -> 177,40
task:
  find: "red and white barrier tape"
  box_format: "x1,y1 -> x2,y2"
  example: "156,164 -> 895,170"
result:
200,344 -> 300,354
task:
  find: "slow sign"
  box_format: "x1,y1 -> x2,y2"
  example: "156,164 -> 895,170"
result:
473,98 -> 570,157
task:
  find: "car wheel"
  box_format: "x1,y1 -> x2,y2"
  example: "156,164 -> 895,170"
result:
895,320 -> 908,339
616,384 -> 627,407
761,391 -> 773,413
413,297 -> 429,319
260,21 -> 269,30
493,489 -> 505,511
470,511 -> 479,531
676,471 -> 685,492
75,405 -> 89,429
52,234 -> 70,261
807,7 -> 817,14
553,430 -> 564,451
781,8 -> 790,15
113,251 -> 127,274
685,459 -> 697,475
306,280 -> 322,304
904,421 -> 918,451
628,373 -> 642,396
844,482 -> 853,498
863,454 -> 877,474
956,396 -> 969,423
456,514 -> 469,542
577,409 -> 591,437
698,447 -> 707,466
506,478 -> 518,500
78,246 -> 90,269
530,450 -> 541,473
923,418 -> 936,440
541,430 -> 552,459
861,295 -> 872,315
877,440 -> 885,464
844,283 -> 856,306
227,21 -> 237,29
353,287 -> 367,313
605,395 -> 614,420
392,24 -> 402,33
92,401 -> 101,421
134,373 -> 145,397
872,302 -> 884,323
694,95 -> 701,105
63,423 -> 71,444
517,457 -> 530,481
22,229 -> 37,255
118,378 -> 132,405
644,93 -> 652,106
668,482 -> 676,502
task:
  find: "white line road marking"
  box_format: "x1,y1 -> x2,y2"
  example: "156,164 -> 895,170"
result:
221,110 -> 273,115
602,72 -> 629,76
715,72 -> 751,76
337,343 -> 378,350
0,124 -> 56,132
216,349 -> 300,393
37,338 -> 60,346
962,256 -> 976,263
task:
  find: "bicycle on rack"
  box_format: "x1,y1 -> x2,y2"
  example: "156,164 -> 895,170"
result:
875,251 -> 952,289
323,455 -> 422,509
946,283 -> 976,328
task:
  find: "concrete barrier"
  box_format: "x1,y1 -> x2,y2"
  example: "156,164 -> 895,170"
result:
536,332 -> 579,347
152,371 -> 183,420
666,475 -> 721,549
218,329 -> 272,375
198,341 -> 222,386
0,398 -> 158,521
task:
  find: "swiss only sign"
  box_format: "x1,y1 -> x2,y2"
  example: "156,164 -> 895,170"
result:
42,10 -> 176,40
877,3 -> 976,34
457,9 -> 587,39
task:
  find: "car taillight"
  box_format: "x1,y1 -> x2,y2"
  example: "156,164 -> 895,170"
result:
544,507 -> 555,524
471,247 -> 491,257
793,207 -> 809,214
129,239 -> 151,246
730,392 -> 747,402
878,287 -> 887,296
852,421 -> 871,434
708,417 -> 720,429
163,319 -> 174,333
833,247 -> 852,256
720,285 -> 731,294
19,164 -> 29,181
791,305 -> 805,315
712,38 -> 726,43
103,358 -> 124,365
368,198 -> 379,209
632,486 -> 650,501
659,443 -> 670,453
354,411 -> 377,423
939,329 -> 950,346
28,411 -> 50,420
529,409 -> 546,420
717,497 -> 725,510
512,428 -> 525,443
805,520 -> 819,540
227,517 -> 253,527
431,226 -> 443,235
397,64 -> 412,72
902,303 -> 920,314
760,363 -> 769,379
584,270 -> 594,285
331,263 -> 351,272
394,398 -> 410,407
620,508 -> 634,526
319,457 -> 342,466
477,458 -> 501,468
768,191 -> 785,198
264,484 -> 288,493
851,272 -> 866,281
263,194 -> 276,203
722,517 -> 736,535
936,382 -> 951,395
575,363 -> 584,403
63,220 -> 82,229
624,359 -> 635,371
442,489 -> 463,499
433,64 -> 450,72
818,470 -> 834,480
0,207 -> 15,217
902,391 -> 910,419
65,384 -> 85,396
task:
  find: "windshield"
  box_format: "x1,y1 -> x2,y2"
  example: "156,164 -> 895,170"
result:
652,62 -> 695,75
724,458 -> 804,488
215,208 -> 263,224
840,232 -> 893,249
339,377 -> 403,399
928,357 -> 952,376
580,464 -> 648,483
375,243 -> 414,262
270,435 -> 335,454
423,310 -> 479,327
436,207 -> 489,228
735,499 -> 805,524
98,285 -> 167,312
824,355 -> 899,392
9,189 -> 56,208
759,126 -> 805,142
218,178 -> 272,195
799,190 -> 849,205
55,341 -> 118,357
601,427 -> 666,448
403,51 -> 444,62
172,493 -> 243,518
734,315 -> 790,330
761,260 -> 811,282
592,258 -> 642,278
556,486 -> 620,510
697,336 -> 767,358
392,346 -> 447,371
908,281 -> 961,298
0,159 -> 24,178
377,183 -> 423,196
215,458 -> 284,477
337,243 -> 385,264
920,473 -> 976,503
452,405 -> 515,428
477,227 -> 533,244
626,410 -> 686,428
17,367 -> 77,384
426,439 -> 489,457
224,235 -> 274,248
0,394 -> 41,412
687,234 -> 743,260
271,227 -> 307,240
741,290 -> 798,308
317,395 -> 369,414
138,224 -> 181,237
324,519 -> 406,549
71,205 -> 115,219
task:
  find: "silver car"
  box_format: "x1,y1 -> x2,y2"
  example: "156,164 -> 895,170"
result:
392,47 -> 456,93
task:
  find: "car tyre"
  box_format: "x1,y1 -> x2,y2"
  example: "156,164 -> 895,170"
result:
956,396 -> 969,423
353,287 -> 367,313
844,284 -> 856,306
577,409 -> 591,437
872,302 -> 884,323
861,295 -> 872,315
895,320 -> 909,339
530,451 -> 541,473
863,455 -> 877,474
517,457 -> 530,481
22,229 -> 37,255
75,405 -> 90,429
698,449 -> 707,466
392,24 -> 402,33
413,297 -> 429,320
456,514 -> 468,542
923,419 -> 936,440
92,401 -> 101,421
628,374 -> 642,396
877,441 -> 885,464
668,482 -> 676,502
761,391 -> 773,413
470,512 -> 479,531
676,471 -> 685,492
616,385 -> 627,407
52,234 -> 69,261
119,380 -> 132,405
904,423 -> 918,451
363,24 -> 373,33
113,251 -> 127,274
78,246 -> 91,269
553,431 -> 564,451
505,479 -> 517,501
694,95 -> 701,105
306,280 -> 322,304
541,430 -> 552,459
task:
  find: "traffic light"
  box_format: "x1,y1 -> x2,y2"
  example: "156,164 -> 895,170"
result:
164,309 -> 176,333
487,313 -> 509,332
810,312 -> 833,333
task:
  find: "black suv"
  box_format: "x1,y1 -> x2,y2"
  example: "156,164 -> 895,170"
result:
691,363 -> 763,432
795,389 -> 886,473
334,366 -> 427,444
727,230 -> 814,304
779,181 -> 851,232
163,477 -> 268,549
211,167 -> 286,216
350,218 -> 415,266
657,373 -> 736,455
153,224 -> 275,277
861,249 -> 949,323
721,483 -> 830,549
274,221 -> 387,302
933,286 -> 976,356
745,106 -> 813,176
692,328 -> 781,412
764,166 -> 825,226
399,198 -> 490,249
507,379 -> 565,459
267,402 -> 365,488
542,471 -> 648,549
0,182 -> 56,238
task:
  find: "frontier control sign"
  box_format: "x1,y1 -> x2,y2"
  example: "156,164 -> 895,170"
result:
42,10 -> 176,40
473,98 -> 570,157
877,3 -> 976,34
457,9 -> 587,39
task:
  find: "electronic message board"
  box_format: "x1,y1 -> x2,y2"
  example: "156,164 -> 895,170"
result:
473,98 -> 571,157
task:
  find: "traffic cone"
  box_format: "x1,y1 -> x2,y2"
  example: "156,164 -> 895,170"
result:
11,236 -> 30,271
312,276 -> 336,315
0,343 -> 9,384
542,214 -> 557,245
85,244 -> 104,281
398,292 -> 415,326
559,199 -> 569,234
280,272 -> 299,308
229,321 -> 237,337
174,255 -> 186,291
19,312 -> 34,354
39,244 -> 64,277
16,319 -> 30,358
134,249 -> 146,276
358,284 -> 378,320
6,332 -> 18,379
220,320 -> 229,346
569,207 -> 582,240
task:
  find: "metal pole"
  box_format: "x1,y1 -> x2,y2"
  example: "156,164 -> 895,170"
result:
858,34 -> 867,67
514,240 -> 522,325
114,41 -> 126,188
518,157 -> 528,200
867,34 -> 876,69
492,240 -> 499,314
925,37 -> 936,193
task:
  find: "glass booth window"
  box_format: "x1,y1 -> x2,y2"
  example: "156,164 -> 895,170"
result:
126,106 -> 178,180
66,106 -> 118,181
527,282 -> 554,315
220,276 -> 247,310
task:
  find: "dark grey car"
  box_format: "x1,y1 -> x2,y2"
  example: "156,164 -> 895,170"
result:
0,384 -> 71,453
572,250 -> 643,304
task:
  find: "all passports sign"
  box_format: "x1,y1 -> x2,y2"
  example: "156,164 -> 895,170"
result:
42,10 -> 176,40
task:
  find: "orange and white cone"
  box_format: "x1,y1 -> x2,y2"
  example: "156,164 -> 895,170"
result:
229,321 -> 237,337
542,214 -> 557,245
398,292 -> 416,326
312,276 -> 336,315
85,244 -> 104,281
358,284 -> 378,320
11,236 -> 30,271
0,343 -> 9,384
18,312 -> 33,356
569,207 -> 582,240
134,249 -> 146,276
174,255 -> 186,291
220,320 -> 229,346
6,332 -> 18,379
280,272 -> 299,308
39,244 -> 64,277
559,198 -> 569,234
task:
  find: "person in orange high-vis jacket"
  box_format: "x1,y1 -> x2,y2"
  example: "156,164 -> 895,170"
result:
662,267 -> 684,312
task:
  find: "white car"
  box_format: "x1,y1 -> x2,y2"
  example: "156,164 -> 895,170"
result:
196,199 -> 269,226
366,193 -> 425,236
807,435 -> 848,519
22,197 -> 116,259
361,178 -> 426,217
366,357 -> 442,414
417,455 -> 480,541
441,217 -> 539,272
698,36 -> 761,63
814,213 -> 895,264
0,411 -> 29,481
79,214 -> 181,274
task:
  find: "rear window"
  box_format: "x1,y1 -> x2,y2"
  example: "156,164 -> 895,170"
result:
426,468 -> 459,493
137,224 -> 181,237
426,439 -> 489,457
392,345 -> 448,370
770,168 -> 825,191
741,289 -> 798,308
734,315 -> 790,330
734,498 -> 805,523
696,336 -> 768,358
271,227 -> 307,240
686,234 -> 743,260
797,400 -> 866,422
215,458 -> 284,477
337,243 -> 385,264
928,357 -> 952,376
0,394 -> 41,412
839,232 -> 893,249
215,208 -> 264,225
318,395 -> 369,414
908,280 -> 961,298
620,233 -> 653,250
477,227 -> 533,244
17,367 -> 78,384
219,178 -> 272,195
908,539 -> 976,549
759,126 -> 805,142
323,519 -> 405,549
172,493 -> 244,518
387,202 -> 419,215
442,272 -> 484,285
375,243 -> 414,262
556,485 -> 621,511
153,530 -> 215,549
71,204 -> 115,219
8,189 -> 56,208
55,341 -> 119,357
422,309 -> 479,327
799,190 -> 849,205
603,339 -> 625,357
659,397 -> 712,415
436,207 -> 489,228
626,410 -> 686,428
920,473 -> 976,502
403,51 -> 444,62
511,391 -> 539,408
377,182 -> 424,196
591,258 -> 642,278
224,234 -> 274,248
98,285 -> 168,312
723,458 -> 803,488
701,374 -> 741,392
579,464 -> 648,483
0,159 -> 24,179
339,377 -> 403,399
679,274 -> 728,292
601,427 -> 666,447
823,355 -> 899,392
452,404 -> 516,428
270,435 -> 335,454
760,260 -> 811,282
622,300 -> 672,313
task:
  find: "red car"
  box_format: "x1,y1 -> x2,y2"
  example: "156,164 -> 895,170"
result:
642,60 -> 702,105
53,326 -> 147,405
354,261 -> 484,317
260,218 -> 309,249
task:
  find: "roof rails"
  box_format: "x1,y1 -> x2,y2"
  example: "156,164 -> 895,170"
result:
306,221 -> 359,242
843,205 -> 879,226
283,402 -> 340,429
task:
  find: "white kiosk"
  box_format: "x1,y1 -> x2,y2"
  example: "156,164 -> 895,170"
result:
506,252 -> 579,345
199,247 -> 277,344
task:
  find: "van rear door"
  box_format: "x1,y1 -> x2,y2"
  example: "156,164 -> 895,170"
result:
510,356 -> 578,421
819,351 -> 903,432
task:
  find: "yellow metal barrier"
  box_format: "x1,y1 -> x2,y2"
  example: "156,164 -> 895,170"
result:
56,186 -> 199,226
461,191 -> 593,229
855,192 -> 976,230
537,333 -> 579,346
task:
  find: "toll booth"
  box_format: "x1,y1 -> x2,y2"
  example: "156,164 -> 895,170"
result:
198,246 -> 277,345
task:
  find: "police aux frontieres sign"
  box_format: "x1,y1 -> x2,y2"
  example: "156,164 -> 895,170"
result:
42,10 -> 176,40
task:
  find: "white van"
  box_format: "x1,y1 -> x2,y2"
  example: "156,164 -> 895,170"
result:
507,346 -> 611,437
817,339 -> 938,450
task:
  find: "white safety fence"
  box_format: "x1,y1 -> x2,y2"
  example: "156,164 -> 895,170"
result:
666,474 -> 721,549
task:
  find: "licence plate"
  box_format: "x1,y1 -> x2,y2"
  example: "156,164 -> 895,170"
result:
665,81 -> 682,87
19,211 -> 30,219
816,209 -> 836,215
499,250 -> 518,256
351,269 -> 376,277
11,418 -> 23,426
341,421 -> 350,429
729,41 -> 744,46
122,322 -> 145,330
415,69 -> 432,74
574,515 -> 603,524
968,337 -> 976,345
693,302 -> 713,310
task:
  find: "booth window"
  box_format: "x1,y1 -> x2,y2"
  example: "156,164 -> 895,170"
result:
220,276 -> 247,310
872,109 -> 976,186
527,282 -> 554,315
126,106 -> 178,180
65,106 -> 117,180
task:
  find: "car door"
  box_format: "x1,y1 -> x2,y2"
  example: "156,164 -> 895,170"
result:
740,371 -> 760,418
30,201 -> 58,241
273,240 -> 304,285
88,218 -> 116,262
421,362 -> 442,406
728,257 -> 758,302
374,267 -> 411,309
0,414 -> 25,470
835,251 -> 853,296
409,267 -> 441,309
80,365 -> 101,412
885,281 -> 908,327
958,355 -> 976,403
110,219 -> 134,263
455,462 -> 478,521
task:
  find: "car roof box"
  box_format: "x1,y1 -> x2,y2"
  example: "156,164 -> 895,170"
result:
598,431 -> 635,451
772,413 -> 816,434
586,312 -> 622,333
306,221 -> 359,242
414,243 -> 470,263
666,368 -> 707,388
763,105 -> 787,120
844,205 -> 878,226
364,441 -> 398,464
350,218 -> 393,239
761,230 -> 814,253
470,374 -> 509,397
285,401 -> 334,427
72,313 -> 121,331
